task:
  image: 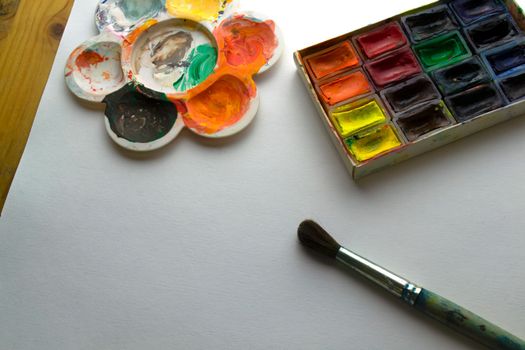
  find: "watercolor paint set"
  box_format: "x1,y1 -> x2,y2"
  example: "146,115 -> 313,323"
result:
295,0 -> 525,179
65,0 -> 282,152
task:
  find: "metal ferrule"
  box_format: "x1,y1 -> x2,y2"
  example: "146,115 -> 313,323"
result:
336,247 -> 422,306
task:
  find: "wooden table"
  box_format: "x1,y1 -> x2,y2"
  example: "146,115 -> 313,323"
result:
0,0 -> 73,214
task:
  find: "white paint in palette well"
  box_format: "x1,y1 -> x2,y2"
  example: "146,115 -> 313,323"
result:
131,19 -> 217,94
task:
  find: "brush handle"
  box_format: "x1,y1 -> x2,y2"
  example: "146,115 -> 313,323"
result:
414,289 -> 525,350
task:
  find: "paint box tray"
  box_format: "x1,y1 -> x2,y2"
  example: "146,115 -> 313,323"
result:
295,0 -> 525,179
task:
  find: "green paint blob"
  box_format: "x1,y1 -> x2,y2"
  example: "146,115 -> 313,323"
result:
414,32 -> 471,71
174,44 -> 218,91
118,0 -> 165,21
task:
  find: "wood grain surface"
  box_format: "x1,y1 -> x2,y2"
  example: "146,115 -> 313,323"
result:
0,0 -> 73,214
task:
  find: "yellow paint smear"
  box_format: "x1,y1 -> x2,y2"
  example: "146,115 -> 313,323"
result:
331,100 -> 386,138
166,0 -> 232,21
347,125 -> 402,162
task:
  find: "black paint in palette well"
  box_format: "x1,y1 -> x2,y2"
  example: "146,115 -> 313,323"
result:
499,71 -> 525,102
484,41 -> 525,76
103,84 -> 178,143
466,14 -> 521,51
381,75 -> 440,113
445,83 -> 506,122
432,56 -> 491,95
402,5 -> 458,43
395,101 -> 453,141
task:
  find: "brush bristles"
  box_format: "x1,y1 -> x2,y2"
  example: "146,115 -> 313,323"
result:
298,220 -> 341,259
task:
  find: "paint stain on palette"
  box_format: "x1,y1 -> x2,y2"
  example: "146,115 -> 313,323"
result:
295,0 -> 525,179
66,0 -> 282,152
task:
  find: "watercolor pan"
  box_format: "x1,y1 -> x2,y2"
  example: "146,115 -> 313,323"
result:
402,5 -> 458,43
482,40 -> 525,77
295,0 -> 525,179
395,101 -> 454,142
364,48 -> 422,88
354,22 -> 408,60
345,124 -> 403,162
445,83 -> 506,121
432,56 -> 491,95
450,0 -> 506,26
413,31 -> 472,72
304,41 -> 360,80
318,69 -> 373,106
381,75 -> 441,114
465,14 -> 521,51
498,70 -> 525,101
329,95 -> 389,138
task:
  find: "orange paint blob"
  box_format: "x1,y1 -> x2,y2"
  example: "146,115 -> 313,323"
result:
215,15 -> 278,74
185,75 -> 253,134
305,41 -> 359,80
124,19 -> 158,46
75,49 -> 105,70
319,70 -> 372,106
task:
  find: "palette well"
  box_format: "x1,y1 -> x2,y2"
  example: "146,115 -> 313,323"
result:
402,5 -> 458,43
450,0 -> 506,26
305,41 -> 360,80
365,47 -> 422,87
330,96 -> 388,139
295,0 -> 525,179
381,74 -> 441,113
466,14 -> 521,51
499,70 -> 525,101
432,56 -> 491,95
65,0 -> 283,152
355,22 -> 408,59
413,31 -> 472,71
318,69 -> 372,106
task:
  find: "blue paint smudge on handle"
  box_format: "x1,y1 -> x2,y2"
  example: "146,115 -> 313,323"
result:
414,289 -> 525,350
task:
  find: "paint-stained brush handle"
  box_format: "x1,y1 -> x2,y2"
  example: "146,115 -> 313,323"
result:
414,289 -> 525,350
298,221 -> 525,349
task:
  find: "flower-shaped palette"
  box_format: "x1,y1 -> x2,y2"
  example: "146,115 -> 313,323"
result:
65,0 -> 283,151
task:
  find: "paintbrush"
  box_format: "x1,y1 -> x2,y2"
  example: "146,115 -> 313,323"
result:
297,220 -> 525,350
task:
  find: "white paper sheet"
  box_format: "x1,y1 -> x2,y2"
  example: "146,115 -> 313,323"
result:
1,1 -> 524,349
